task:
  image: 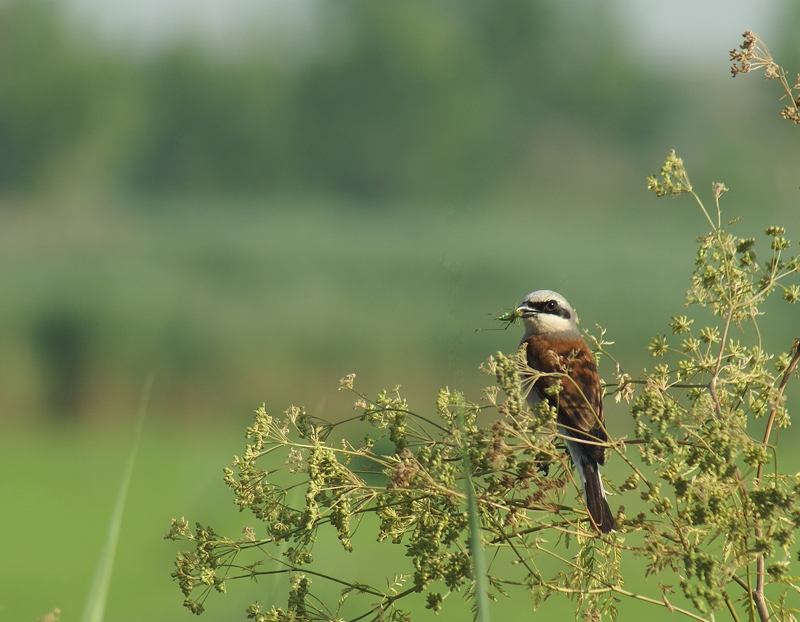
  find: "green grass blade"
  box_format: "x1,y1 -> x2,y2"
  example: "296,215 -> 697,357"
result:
458,413 -> 490,622
81,377 -> 152,622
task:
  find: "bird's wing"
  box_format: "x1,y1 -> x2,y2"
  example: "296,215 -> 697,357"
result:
524,335 -> 607,464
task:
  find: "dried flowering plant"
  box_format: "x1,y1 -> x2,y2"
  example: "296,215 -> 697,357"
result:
730,30 -> 800,125
166,36 -> 800,622
166,150 -> 800,621
641,150 -> 800,621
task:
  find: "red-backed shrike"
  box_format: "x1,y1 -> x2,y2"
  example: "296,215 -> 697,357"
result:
517,290 -> 614,534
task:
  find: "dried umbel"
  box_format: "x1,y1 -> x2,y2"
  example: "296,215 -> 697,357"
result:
646,149 -> 692,198
730,30 -> 800,125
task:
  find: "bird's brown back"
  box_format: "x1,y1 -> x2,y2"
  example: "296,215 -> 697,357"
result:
523,335 -> 607,465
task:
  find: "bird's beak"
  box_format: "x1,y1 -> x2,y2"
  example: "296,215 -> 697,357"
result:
517,304 -> 535,319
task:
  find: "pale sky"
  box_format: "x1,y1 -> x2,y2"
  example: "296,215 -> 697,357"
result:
64,0 -> 787,68
612,0 -> 785,71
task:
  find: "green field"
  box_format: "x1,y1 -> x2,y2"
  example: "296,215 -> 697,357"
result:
8,186 -> 797,422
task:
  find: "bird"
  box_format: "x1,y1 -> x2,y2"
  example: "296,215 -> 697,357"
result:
516,290 -> 614,534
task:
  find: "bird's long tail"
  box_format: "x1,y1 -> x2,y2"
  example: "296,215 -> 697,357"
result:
567,440 -> 615,534
582,462 -> 615,534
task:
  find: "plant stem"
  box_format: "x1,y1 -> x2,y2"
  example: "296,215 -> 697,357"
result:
709,305 -> 735,418
756,339 -> 800,482
750,338 -> 800,622
725,592 -> 743,622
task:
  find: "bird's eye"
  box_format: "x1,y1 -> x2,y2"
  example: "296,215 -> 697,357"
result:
545,300 -> 557,311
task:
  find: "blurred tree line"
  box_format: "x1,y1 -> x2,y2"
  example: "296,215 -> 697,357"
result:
0,0 -> 676,199
2,0 -> 797,423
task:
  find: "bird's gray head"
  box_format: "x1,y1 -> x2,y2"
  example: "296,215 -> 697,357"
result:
517,290 -> 579,337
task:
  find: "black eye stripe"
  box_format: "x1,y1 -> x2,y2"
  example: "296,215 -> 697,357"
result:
527,300 -> 572,320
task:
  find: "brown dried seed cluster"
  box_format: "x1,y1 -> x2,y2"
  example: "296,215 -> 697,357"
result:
730,30 -> 758,76
780,105 -> 800,124
730,30 -> 800,126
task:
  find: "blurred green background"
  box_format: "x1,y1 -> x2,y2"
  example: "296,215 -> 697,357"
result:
1,0 -> 799,620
